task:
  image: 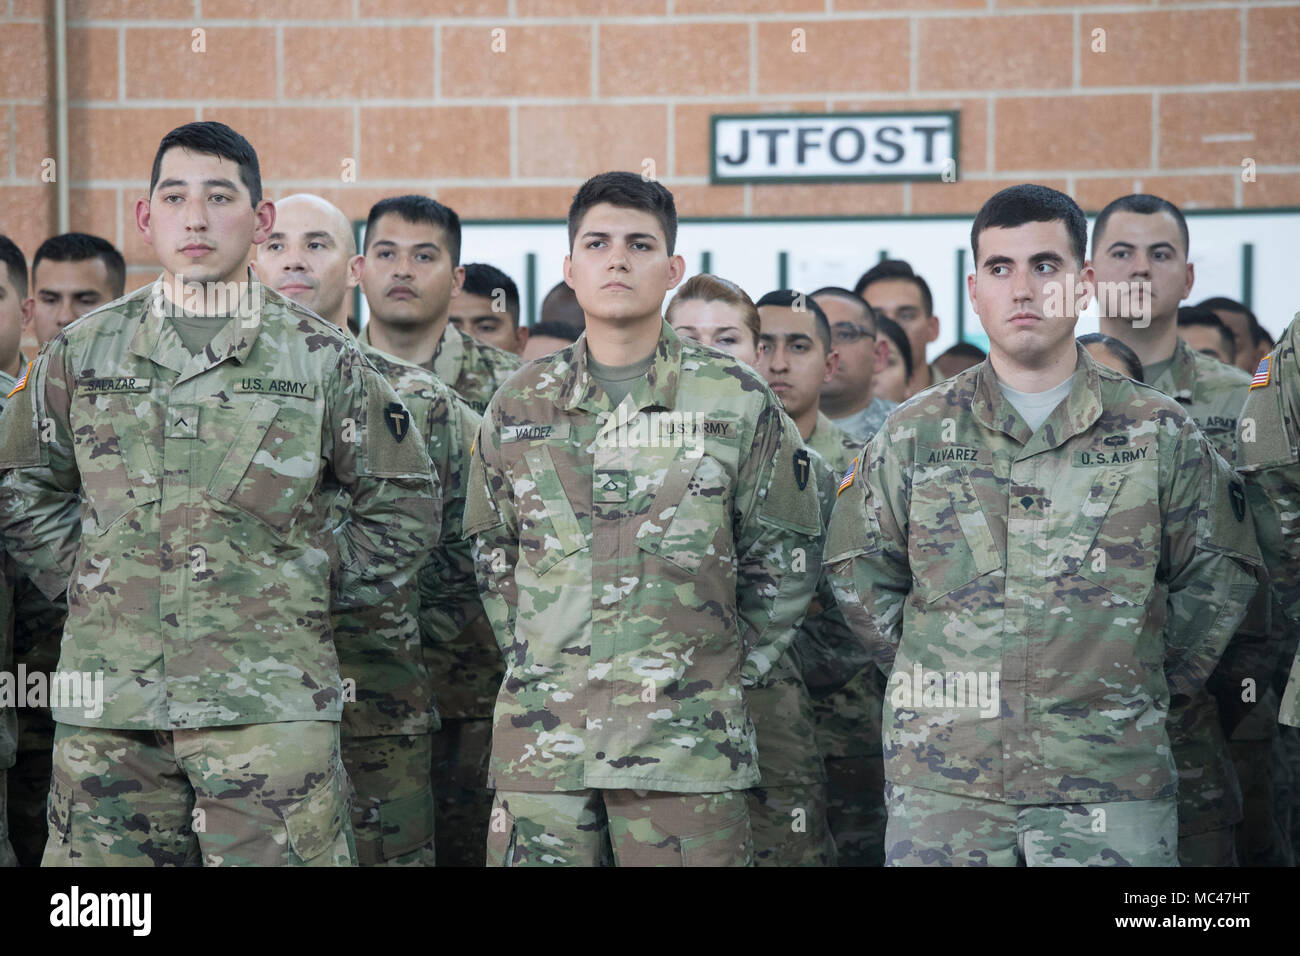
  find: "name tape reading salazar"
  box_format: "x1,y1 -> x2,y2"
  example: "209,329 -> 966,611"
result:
712,111 -> 957,183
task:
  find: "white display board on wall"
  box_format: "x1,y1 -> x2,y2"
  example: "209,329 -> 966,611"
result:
360,209 -> 1299,355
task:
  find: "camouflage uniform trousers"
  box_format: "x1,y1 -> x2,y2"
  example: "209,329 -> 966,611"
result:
430,717 -> 493,867
823,756 -> 887,867
1228,737 -> 1292,867
342,733 -> 436,866
883,784 -> 1179,867
44,720 -> 355,867
8,716 -> 54,866
748,783 -> 836,866
1276,724 -> 1300,860
488,789 -> 752,867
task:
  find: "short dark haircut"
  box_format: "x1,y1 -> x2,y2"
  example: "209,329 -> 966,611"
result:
460,263 -> 520,324
938,341 -> 987,362
1196,295 -> 1264,346
0,235 -> 27,299
528,320 -> 581,344
812,285 -> 876,335
972,184 -> 1088,267
32,232 -> 126,299
539,281 -> 585,334
1092,193 -> 1190,258
853,260 -> 934,318
876,315 -> 913,381
755,289 -> 832,353
1259,327 -> 1275,350
567,172 -> 677,256
364,195 -> 462,266
150,121 -> 262,207
1078,332 -> 1144,382
1178,305 -> 1236,362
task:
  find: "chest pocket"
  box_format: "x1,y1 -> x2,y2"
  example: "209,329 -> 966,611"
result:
517,445 -> 586,576
75,393 -> 163,535
206,397 -> 323,535
1061,468 -> 1158,606
636,451 -> 733,575
908,465 -> 1001,603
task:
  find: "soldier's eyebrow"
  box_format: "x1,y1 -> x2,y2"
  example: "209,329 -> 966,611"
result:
981,254 -> 1015,270
1029,251 -> 1066,267
761,331 -> 814,344
155,177 -> 241,193
580,230 -> 658,245
369,239 -> 441,251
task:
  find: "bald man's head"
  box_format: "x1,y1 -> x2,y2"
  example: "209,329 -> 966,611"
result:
256,193 -> 361,328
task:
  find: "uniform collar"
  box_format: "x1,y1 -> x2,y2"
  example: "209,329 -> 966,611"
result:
559,318 -> 682,414
1150,336 -> 1196,403
970,343 -> 1103,455
428,320 -> 465,387
130,269 -> 266,378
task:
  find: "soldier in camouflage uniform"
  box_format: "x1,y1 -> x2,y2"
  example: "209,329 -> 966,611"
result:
357,195 -> 520,866
806,290 -> 891,867
467,174 -> 822,865
813,287 -> 898,444
257,194 -> 483,866
826,185 -> 1260,866
1093,193 -> 1279,865
0,123 -> 439,866
4,233 -> 123,864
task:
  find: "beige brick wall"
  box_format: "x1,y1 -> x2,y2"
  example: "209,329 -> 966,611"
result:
1,0 -> 1298,292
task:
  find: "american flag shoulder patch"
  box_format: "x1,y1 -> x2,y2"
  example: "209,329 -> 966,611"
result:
1250,355 -> 1271,390
837,456 -> 858,496
6,360 -> 32,398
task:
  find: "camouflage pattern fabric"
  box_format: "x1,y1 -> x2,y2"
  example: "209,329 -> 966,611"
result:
0,539 -> 13,866
0,275 -> 440,730
430,716 -> 494,867
342,733 -> 435,866
828,397 -> 896,445
1237,312 -> 1300,730
1150,338 -> 1261,853
826,345 -> 1261,806
465,320 -> 823,793
822,753 -> 887,866
487,788 -> 752,866
883,783 -> 1178,867
748,782 -> 836,866
44,720 -> 354,866
336,342 -> 481,741
1228,734 -> 1293,866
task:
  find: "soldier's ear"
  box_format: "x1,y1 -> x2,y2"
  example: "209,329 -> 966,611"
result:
347,254 -> 363,290
824,348 -> 839,384
666,254 -> 686,291
135,196 -> 154,246
252,200 -> 275,246
874,339 -> 890,373
21,296 -> 33,332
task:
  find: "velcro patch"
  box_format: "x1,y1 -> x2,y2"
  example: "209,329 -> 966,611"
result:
78,375 -> 152,393
235,377 -> 316,399
501,422 -> 570,443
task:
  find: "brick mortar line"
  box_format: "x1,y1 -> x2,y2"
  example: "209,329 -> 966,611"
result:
46,2 -> 1300,27
49,79 -> 1300,109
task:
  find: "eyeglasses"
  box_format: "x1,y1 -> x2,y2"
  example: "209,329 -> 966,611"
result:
831,324 -> 877,346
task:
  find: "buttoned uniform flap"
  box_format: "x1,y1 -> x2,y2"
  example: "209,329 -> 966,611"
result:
377,784 -> 435,861
518,444 -> 586,576
908,465 -> 1001,604
75,391 -> 164,535
463,441 -> 504,538
358,364 -> 435,480
0,354 -> 49,470
1062,467 -> 1158,606
758,434 -> 822,537
635,450 -> 733,575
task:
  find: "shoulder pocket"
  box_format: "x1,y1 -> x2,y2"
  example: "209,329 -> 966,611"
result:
909,465 -> 1000,603
519,444 -> 586,576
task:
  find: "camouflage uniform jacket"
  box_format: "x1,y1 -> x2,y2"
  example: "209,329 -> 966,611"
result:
465,320 -> 823,792
334,341 -> 483,738
0,277 -> 440,730
1151,337 -> 1262,832
807,412 -> 888,761
361,319 -> 517,719
1237,313 -> 1300,728
0,369 -> 13,774
825,345 -> 1260,803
